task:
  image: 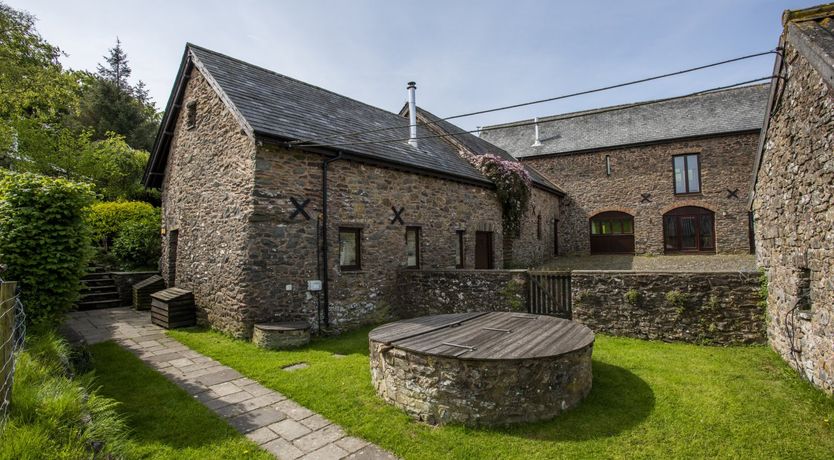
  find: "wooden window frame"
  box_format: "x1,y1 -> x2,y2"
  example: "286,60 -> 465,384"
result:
456,230 -> 465,269
672,153 -> 702,195
406,226 -> 421,269
338,227 -> 361,271
662,207 -> 715,253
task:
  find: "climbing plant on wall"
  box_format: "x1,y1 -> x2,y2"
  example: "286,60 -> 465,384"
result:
465,153 -> 531,236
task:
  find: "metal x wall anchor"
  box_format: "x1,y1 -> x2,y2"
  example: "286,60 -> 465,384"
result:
726,188 -> 740,199
391,207 -> 405,225
640,193 -> 652,203
289,197 -> 311,220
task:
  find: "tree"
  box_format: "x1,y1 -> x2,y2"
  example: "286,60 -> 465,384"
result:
0,2 -> 81,156
96,37 -> 131,91
73,39 -> 160,151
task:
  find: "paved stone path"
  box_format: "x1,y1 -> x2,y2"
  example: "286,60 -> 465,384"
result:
65,308 -> 396,460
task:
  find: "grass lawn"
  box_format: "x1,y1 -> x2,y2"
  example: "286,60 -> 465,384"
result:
88,342 -> 272,460
168,326 -> 834,459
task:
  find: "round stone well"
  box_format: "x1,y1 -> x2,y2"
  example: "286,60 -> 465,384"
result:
369,312 -> 594,426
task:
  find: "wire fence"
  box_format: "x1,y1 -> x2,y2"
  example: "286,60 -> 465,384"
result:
0,276 -> 26,429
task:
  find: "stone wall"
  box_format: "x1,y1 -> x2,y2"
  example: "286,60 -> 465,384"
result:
505,186 -> 561,267
571,270 -> 766,345
247,147 -> 556,333
159,68 -> 258,337
523,132 -> 759,255
369,340 -> 593,426
394,269 -> 528,318
752,29 -> 834,394
110,271 -> 159,307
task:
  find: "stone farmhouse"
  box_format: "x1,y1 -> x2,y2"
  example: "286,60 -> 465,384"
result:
751,4 -> 834,395
143,44 -> 562,337
481,84 -> 770,255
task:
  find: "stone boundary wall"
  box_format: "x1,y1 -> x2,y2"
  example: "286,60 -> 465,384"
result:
571,270 -> 765,345
111,271 -> 160,307
394,269 -> 528,319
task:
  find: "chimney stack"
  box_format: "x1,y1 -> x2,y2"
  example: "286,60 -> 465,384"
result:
407,81 -> 418,147
532,117 -> 542,146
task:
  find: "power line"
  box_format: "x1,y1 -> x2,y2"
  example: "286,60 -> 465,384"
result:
295,77 -> 773,150
290,50 -> 778,147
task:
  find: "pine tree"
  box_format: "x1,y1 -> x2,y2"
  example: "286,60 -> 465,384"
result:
96,37 -> 131,91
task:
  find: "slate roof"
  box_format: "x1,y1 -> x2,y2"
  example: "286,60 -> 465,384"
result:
412,107 -> 562,193
146,43 -> 522,189
480,84 -> 770,159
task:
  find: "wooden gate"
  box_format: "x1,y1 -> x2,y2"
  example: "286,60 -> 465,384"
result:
528,271 -> 572,318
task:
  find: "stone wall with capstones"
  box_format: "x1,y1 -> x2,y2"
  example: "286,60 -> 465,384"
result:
523,132 -> 760,255
394,269 -> 529,319
571,270 -> 765,345
752,34 -> 834,395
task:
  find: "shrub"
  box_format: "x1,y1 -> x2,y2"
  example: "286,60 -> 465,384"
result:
0,171 -> 95,327
87,200 -> 157,245
111,213 -> 161,269
87,200 -> 160,269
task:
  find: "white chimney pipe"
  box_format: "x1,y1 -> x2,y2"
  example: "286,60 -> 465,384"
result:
407,81 -> 418,147
532,117 -> 542,146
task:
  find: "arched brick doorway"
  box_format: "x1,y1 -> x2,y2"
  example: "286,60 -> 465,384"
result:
663,206 -> 715,253
589,211 -> 635,254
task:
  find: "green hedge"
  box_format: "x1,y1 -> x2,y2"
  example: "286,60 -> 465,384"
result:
0,171 -> 95,327
87,200 -> 160,270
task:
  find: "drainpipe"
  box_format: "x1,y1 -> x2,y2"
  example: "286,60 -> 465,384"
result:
321,151 -> 344,329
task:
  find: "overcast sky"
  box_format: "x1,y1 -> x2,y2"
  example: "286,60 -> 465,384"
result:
9,0 -> 817,131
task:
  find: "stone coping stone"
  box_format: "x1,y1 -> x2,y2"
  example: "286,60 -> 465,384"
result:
571,269 -> 759,274
253,321 -> 310,332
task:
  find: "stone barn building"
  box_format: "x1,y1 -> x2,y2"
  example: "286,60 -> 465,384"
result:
481,85 -> 769,255
751,4 -> 834,395
143,44 -> 562,337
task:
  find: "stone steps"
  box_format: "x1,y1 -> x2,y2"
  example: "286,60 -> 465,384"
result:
77,271 -> 122,311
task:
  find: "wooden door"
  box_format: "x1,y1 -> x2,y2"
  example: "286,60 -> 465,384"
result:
475,231 -> 493,269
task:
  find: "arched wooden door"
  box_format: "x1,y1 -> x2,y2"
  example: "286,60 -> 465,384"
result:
589,211 -> 635,254
663,206 -> 715,253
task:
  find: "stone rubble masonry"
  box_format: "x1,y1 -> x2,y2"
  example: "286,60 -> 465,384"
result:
65,308 -> 397,460
160,68 -> 257,338
752,34 -> 834,395
369,340 -> 593,426
394,269 -> 529,319
159,66 -> 560,337
571,271 -> 766,345
252,323 -> 311,350
523,132 -> 759,255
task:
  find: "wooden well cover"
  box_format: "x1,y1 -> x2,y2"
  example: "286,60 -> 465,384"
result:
369,312 -> 594,360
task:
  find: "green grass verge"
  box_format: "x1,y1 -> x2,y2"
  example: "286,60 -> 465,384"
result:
87,342 -> 271,460
169,327 -> 834,459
